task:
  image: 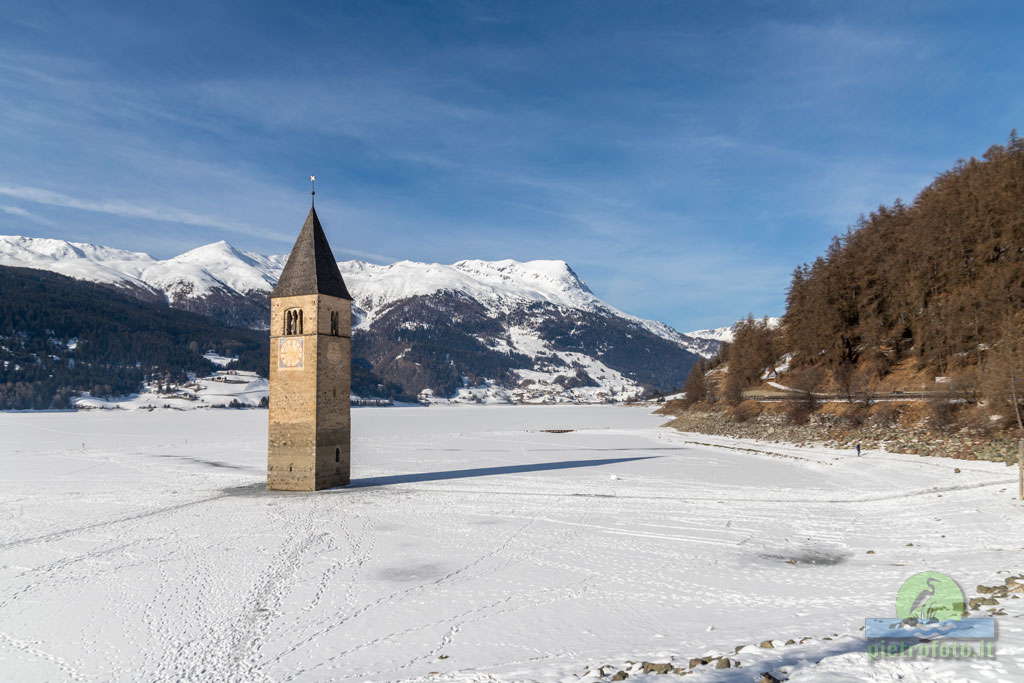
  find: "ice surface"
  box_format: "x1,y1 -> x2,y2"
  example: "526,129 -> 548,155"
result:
0,405 -> 1021,681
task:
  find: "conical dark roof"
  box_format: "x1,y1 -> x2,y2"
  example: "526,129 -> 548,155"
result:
271,207 -> 352,299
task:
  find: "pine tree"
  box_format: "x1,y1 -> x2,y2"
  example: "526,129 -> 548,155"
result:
681,359 -> 707,406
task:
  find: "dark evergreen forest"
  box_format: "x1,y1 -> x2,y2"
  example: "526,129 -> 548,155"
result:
0,266 -> 266,409
0,265 -> 414,408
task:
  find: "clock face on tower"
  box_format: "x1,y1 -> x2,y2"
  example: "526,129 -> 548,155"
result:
278,337 -> 305,370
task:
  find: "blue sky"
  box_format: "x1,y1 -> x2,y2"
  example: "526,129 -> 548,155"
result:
1,1 -> 1021,330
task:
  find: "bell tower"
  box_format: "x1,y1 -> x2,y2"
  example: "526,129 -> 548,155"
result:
267,205 -> 352,491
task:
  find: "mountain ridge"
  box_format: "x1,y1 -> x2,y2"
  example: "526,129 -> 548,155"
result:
0,233 -> 709,349
0,264 -> 268,409
684,317 -> 782,351
0,234 -> 710,401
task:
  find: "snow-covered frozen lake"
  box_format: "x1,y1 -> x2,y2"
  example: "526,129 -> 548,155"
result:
1,405 -> 1022,681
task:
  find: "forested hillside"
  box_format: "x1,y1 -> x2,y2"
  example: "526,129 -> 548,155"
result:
0,266 -> 266,409
681,132 -> 1024,429
0,266 -> 424,408
0,239 -> 704,403
784,132 -> 1024,378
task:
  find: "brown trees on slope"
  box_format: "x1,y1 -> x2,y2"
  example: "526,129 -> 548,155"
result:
723,316 -> 778,404
782,132 -> 1024,382
681,358 -> 708,406
980,313 -> 1024,432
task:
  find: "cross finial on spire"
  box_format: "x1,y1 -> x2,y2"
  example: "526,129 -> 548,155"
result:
309,175 -> 317,207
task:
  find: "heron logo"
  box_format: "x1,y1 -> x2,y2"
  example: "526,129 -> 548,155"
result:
865,571 -> 997,660
895,571 -> 965,622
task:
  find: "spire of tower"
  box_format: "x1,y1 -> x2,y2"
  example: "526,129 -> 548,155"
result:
271,206 -> 352,299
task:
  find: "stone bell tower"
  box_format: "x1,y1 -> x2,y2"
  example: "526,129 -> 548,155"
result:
267,206 -> 352,491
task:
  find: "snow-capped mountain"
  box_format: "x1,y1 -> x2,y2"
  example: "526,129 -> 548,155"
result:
685,317 -> 783,358
341,258 -> 696,344
340,260 -> 701,402
0,234 -> 705,402
0,236 -> 283,327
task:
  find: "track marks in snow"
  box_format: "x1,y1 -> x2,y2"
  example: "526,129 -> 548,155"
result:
0,537 -> 150,612
301,513 -> 372,615
151,497 -> 329,682
4,407 -> 1023,682
0,630 -> 89,681
265,514 -> 536,676
271,478 -> 596,679
282,595 -> 512,681
0,492 -> 228,551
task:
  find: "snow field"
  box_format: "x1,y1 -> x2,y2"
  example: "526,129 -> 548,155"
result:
72,371 -> 267,410
0,405 -> 1021,681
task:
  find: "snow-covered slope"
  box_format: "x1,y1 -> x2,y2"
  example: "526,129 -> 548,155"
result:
0,234 -> 705,401
685,316 -> 782,357
340,259 -> 595,316
0,235 -> 160,294
0,236 -> 283,298
340,259 -> 702,402
338,258 -> 695,348
687,324 -> 739,345
339,259 -> 579,322
74,369 -> 269,410
0,235 -> 285,327
0,234 -> 697,345
160,241 -> 285,296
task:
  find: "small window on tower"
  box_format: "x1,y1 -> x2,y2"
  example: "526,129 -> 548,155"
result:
285,308 -> 303,335
330,310 -> 339,336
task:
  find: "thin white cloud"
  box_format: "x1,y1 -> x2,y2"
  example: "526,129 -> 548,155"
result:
0,204 -> 57,227
334,247 -> 400,263
0,184 -> 288,242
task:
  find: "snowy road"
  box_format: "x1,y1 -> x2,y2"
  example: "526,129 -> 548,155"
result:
0,405 -> 1022,681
